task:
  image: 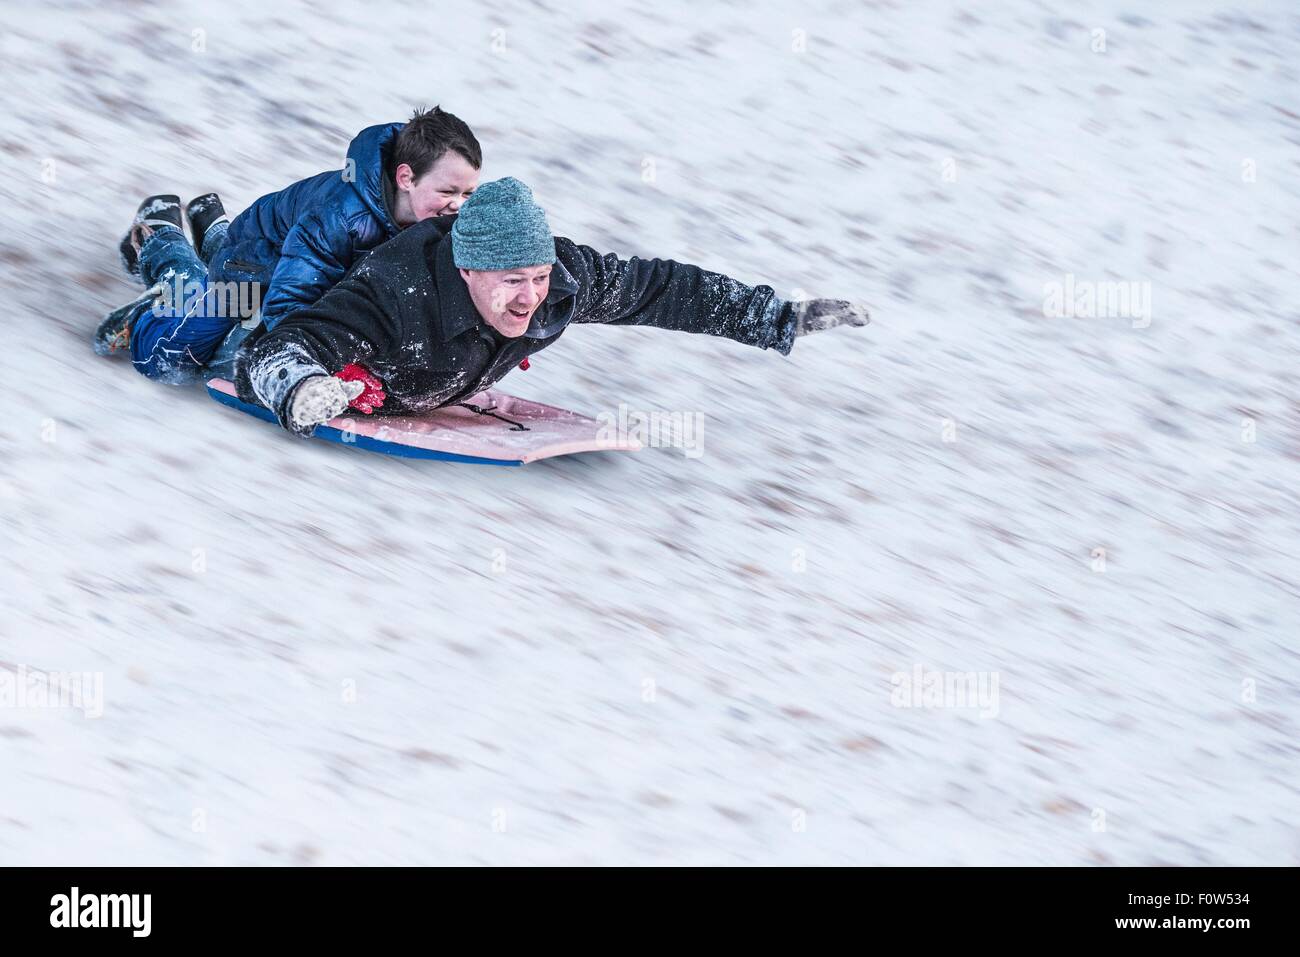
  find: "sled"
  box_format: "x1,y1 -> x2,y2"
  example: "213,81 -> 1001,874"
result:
205,378 -> 642,466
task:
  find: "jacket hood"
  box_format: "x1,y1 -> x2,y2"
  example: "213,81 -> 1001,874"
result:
345,122 -> 404,236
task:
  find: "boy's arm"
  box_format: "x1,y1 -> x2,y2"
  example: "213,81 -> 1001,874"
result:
258,209 -> 356,329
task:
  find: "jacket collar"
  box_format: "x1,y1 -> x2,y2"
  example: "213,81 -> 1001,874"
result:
345,122 -> 404,237
432,238 -> 577,343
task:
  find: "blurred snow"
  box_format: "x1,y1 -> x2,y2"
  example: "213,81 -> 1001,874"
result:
1,0 -> 1298,865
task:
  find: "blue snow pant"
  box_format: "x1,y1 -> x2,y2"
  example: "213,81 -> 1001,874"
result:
129,223 -> 254,383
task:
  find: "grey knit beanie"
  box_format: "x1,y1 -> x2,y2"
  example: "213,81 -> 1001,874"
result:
451,177 -> 555,270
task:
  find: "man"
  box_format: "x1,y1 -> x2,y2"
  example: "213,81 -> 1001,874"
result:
238,177 -> 869,436
96,106 -> 482,383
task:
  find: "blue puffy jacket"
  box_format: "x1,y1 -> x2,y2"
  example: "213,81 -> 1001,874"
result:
211,122 -> 403,329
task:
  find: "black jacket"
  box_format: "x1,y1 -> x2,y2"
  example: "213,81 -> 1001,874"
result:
235,217 -> 796,434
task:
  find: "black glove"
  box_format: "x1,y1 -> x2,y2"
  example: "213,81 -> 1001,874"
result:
789,299 -> 871,338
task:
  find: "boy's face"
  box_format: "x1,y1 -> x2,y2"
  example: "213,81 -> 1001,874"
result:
394,152 -> 479,224
459,265 -> 553,339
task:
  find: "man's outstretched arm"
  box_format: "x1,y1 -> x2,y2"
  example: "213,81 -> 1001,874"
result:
558,238 -> 868,353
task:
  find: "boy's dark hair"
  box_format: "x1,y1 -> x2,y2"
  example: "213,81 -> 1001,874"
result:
392,106 -> 482,179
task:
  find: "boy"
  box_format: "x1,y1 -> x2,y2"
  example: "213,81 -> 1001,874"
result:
96,107 -> 481,383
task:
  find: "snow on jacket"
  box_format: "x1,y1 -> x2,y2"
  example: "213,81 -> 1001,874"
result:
234,217 -> 797,434
211,122 -> 403,329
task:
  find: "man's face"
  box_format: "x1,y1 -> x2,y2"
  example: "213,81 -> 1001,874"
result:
459,264 -> 553,338
395,151 -> 480,224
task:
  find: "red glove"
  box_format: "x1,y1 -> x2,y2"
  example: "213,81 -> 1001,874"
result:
334,363 -> 386,414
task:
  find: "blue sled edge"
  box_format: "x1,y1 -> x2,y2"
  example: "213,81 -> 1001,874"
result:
206,384 -> 525,467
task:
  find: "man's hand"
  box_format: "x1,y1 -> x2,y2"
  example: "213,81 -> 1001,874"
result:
289,375 -> 365,431
790,299 -> 871,338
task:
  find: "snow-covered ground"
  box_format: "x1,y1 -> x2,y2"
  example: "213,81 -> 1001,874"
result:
2,0 -> 1298,865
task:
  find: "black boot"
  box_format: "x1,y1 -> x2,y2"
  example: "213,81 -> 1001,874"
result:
118,194 -> 183,280
92,283 -> 166,358
186,193 -> 228,257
